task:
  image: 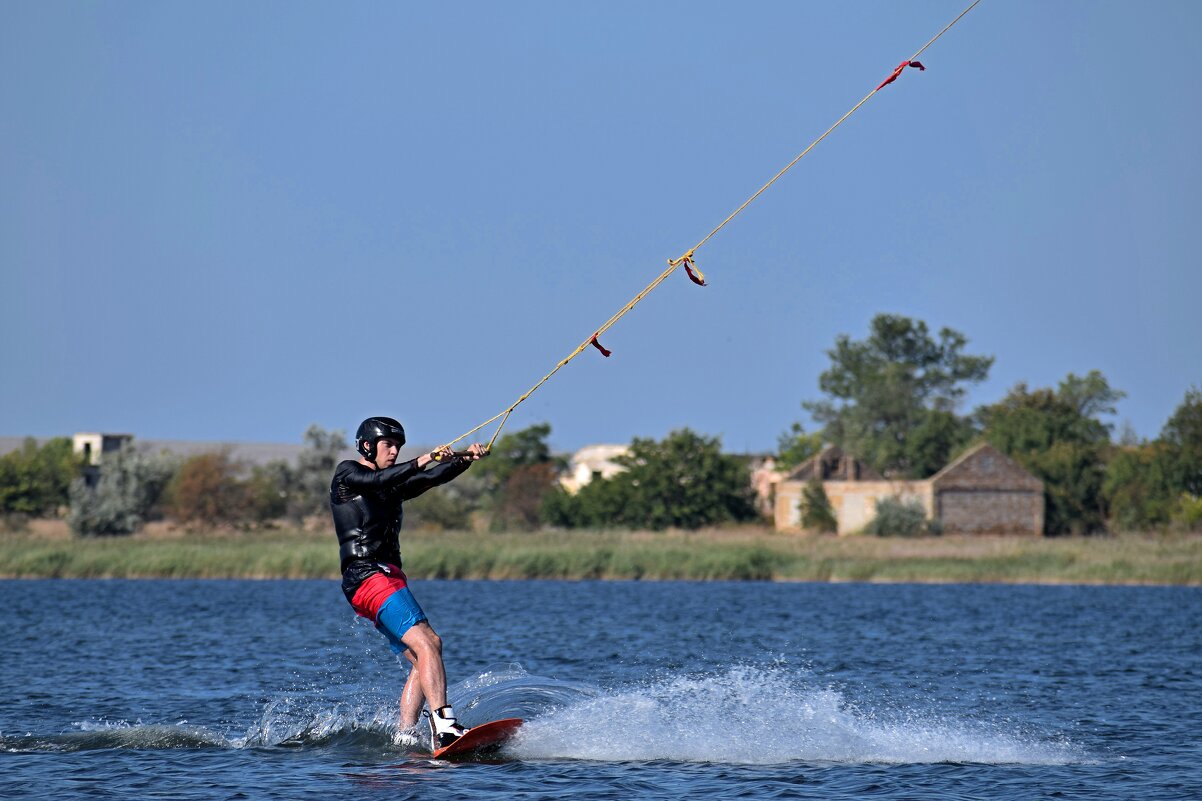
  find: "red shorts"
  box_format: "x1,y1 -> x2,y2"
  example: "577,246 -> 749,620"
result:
350,564 -> 410,623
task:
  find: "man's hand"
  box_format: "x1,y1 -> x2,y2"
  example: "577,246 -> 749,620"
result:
420,444 -> 487,467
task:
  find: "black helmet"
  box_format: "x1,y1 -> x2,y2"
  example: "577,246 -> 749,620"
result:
356,416 -> 407,462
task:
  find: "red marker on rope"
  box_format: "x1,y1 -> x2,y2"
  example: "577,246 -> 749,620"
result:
877,60 -> 925,91
680,255 -> 707,287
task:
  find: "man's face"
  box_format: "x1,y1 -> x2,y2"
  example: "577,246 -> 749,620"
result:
374,437 -> 401,468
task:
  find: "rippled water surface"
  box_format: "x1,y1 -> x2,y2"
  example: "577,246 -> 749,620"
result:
2,579 -> 1199,800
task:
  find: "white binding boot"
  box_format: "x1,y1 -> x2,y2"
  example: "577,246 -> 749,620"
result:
428,705 -> 469,750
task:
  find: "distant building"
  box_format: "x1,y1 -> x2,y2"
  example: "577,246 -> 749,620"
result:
559,444 -> 630,494
927,443 -> 1045,536
72,432 -> 133,466
749,455 -> 782,518
774,443 -> 1044,536
72,432 -> 134,486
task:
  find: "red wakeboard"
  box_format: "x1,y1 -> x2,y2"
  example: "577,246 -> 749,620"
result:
430,717 -> 523,759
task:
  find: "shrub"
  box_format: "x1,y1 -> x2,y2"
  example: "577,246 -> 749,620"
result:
1172,494 -> 1202,532
68,445 -> 177,536
864,496 -> 939,537
799,478 -> 837,533
166,450 -> 248,527
406,480 -> 474,530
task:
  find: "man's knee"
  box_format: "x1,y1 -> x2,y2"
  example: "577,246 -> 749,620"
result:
404,624 -> 443,659
424,630 -> 443,655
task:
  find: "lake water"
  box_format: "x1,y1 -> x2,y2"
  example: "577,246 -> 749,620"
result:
1,579 -> 1199,800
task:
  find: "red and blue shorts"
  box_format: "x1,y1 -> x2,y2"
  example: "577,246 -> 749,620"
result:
350,564 -> 428,654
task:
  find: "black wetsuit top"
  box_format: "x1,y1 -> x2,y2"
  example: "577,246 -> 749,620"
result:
330,457 -> 472,602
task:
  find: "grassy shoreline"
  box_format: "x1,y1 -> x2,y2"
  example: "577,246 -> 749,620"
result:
2,526 -> 1200,585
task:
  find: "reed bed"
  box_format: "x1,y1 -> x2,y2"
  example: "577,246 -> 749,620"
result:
2,527 -> 1200,584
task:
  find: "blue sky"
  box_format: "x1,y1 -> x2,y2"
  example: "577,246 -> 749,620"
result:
2,1 -> 1199,453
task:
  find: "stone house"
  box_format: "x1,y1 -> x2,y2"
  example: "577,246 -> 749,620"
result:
927,442 -> 1045,535
774,442 -> 1044,535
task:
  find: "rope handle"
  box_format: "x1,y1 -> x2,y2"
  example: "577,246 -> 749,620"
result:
429,446 -> 491,462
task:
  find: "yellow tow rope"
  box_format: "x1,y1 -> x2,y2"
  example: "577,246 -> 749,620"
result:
439,0 -> 982,456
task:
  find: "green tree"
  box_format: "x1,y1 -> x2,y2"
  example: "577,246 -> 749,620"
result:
799,478 -> 837,533
1160,387 -> 1202,498
285,425 -> 348,521
244,460 -> 290,524
1104,441 -> 1175,531
495,462 -> 560,531
980,370 -> 1123,535
406,483 -> 474,530
545,428 -> 757,530
68,444 -> 177,536
470,423 -> 562,531
1127,387 -> 1202,532
0,437 -> 82,517
404,424 -> 560,532
473,423 -> 556,488
1173,494 -> 1202,531
775,422 -> 823,472
804,313 -> 991,478
542,476 -> 634,530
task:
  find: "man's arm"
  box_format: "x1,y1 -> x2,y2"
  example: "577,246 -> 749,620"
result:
338,459 -> 423,492
398,458 -> 473,501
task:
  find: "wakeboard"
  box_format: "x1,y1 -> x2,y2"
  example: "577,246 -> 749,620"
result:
430,717 -> 523,759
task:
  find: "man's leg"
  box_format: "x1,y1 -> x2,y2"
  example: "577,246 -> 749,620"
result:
400,621 -> 448,713
401,621 -> 468,747
373,585 -> 437,739
398,650 -> 424,729
375,586 -> 467,747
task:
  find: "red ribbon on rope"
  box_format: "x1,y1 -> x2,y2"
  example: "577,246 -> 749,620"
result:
876,60 -> 925,91
670,252 -> 707,286
681,255 -> 707,287
590,334 -> 612,357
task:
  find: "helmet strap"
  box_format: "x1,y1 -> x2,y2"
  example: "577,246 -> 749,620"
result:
360,439 -> 379,469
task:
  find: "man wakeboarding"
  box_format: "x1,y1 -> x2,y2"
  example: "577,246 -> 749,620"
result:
330,416 -> 487,750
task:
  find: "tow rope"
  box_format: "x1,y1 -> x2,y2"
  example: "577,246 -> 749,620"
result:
438,0 -> 982,456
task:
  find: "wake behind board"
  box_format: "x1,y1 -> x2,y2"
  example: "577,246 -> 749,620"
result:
431,718 -> 523,759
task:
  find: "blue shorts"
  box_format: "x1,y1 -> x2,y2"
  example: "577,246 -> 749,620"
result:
374,587 -> 429,654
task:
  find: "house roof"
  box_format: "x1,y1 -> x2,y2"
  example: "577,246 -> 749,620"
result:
784,445 -> 883,482
929,442 -> 1043,492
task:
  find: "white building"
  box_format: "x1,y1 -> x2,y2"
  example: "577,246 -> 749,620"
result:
559,444 -> 630,494
72,432 -> 133,466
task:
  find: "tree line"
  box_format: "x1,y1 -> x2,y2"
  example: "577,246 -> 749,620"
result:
0,426 -> 351,536
0,421 -> 760,535
777,313 -> 1201,535
2,313 -> 1198,536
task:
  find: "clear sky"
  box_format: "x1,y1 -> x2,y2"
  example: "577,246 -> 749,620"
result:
2,1 -> 1199,453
